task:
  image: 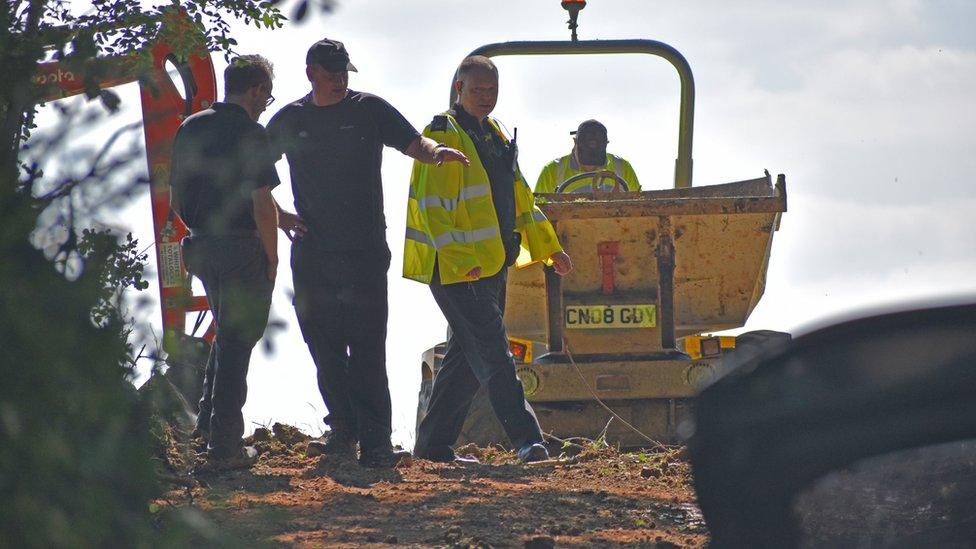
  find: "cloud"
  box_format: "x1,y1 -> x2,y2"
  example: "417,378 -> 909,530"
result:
778,193 -> 976,281
697,43 -> 976,202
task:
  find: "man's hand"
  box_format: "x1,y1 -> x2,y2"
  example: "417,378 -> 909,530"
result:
550,251 -> 573,276
405,136 -> 470,166
278,210 -> 307,241
466,266 -> 482,280
434,146 -> 469,166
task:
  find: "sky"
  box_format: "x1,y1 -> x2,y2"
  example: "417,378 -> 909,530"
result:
30,0 -> 976,447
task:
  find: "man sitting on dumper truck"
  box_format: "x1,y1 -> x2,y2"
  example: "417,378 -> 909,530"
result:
534,119 -> 640,193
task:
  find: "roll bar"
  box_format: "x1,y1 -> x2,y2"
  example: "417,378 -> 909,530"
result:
450,39 -> 695,188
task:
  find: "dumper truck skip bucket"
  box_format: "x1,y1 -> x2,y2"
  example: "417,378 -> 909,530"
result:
416,36 -> 788,448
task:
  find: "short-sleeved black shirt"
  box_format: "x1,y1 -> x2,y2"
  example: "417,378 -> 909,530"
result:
452,104 -> 517,241
267,90 -> 420,251
169,102 -> 280,234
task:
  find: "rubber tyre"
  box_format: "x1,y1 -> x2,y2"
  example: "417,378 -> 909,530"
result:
414,366 -> 509,449
456,386 -> 509,448
415,375 -> 433,434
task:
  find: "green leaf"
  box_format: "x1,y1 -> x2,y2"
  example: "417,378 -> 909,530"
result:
100,90 -> 121,113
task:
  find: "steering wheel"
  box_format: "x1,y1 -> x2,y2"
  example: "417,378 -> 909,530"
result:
554,170 -> 631,193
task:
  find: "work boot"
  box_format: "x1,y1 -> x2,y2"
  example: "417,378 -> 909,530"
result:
196,446 -> 259,473
517,442 -> 549,464
307,430 -> 356,460
359,446 -> 412,469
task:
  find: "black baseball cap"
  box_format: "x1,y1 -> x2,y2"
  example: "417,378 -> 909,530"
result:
570,119 -> 608,136
306,38 -> 358,72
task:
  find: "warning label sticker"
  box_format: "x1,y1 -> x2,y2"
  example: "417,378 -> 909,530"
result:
159,242 -> 183,288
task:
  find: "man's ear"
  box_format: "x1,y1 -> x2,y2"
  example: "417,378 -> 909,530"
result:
454,80 -> 463,94
305,65 -> 314,83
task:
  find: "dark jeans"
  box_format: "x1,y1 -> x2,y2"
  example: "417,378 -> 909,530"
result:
291,239 -> 393,453
183,235 -> 273,459
415,266 -> 544,459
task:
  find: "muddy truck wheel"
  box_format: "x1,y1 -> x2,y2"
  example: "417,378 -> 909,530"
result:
415,352 -> 510,449
456,386 -> 509,448
416,375 -> 432,433
416,380 -> 509,448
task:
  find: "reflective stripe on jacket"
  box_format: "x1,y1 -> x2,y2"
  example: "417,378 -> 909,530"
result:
534,153 -> 641,193
403,113 -> 563,285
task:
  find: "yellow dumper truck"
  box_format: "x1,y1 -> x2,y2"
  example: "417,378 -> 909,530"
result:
416,15 -> 788,448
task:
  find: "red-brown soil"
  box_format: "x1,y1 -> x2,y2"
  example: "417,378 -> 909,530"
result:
154,424 -> 708,547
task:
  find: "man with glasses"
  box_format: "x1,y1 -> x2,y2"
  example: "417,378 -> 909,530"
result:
267,39 -> 468,468
169,55 -> 280,471
534,119 -> 641,194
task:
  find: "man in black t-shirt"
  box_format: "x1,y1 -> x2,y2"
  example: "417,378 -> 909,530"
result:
170,55 -> 280,471
267,38 -> 467,468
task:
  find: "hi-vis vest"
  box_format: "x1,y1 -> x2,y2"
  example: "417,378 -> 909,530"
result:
403,113 -> 563,286
534,153 -> 641,194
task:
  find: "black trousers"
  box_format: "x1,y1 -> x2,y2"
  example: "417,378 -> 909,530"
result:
415,267 -> 544,459
183,236 -> 273,459
291,239 -> 393,452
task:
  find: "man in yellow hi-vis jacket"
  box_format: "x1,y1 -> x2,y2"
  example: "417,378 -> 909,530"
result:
404,56 -> 573,464
535,119 -> 641,194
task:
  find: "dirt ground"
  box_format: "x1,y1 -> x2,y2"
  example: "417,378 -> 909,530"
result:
154,423 -> 709,548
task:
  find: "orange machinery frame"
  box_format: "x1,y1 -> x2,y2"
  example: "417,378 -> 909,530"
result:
34,15 -> 218,353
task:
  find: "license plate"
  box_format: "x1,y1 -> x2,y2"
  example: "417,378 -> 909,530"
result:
564,304 -> 657,329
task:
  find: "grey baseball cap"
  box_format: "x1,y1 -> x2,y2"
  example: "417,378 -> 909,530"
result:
306,38 -> 358,72
570,119 -> 608,137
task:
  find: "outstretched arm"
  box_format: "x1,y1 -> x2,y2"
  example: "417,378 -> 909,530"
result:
405,135 -> 469,166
